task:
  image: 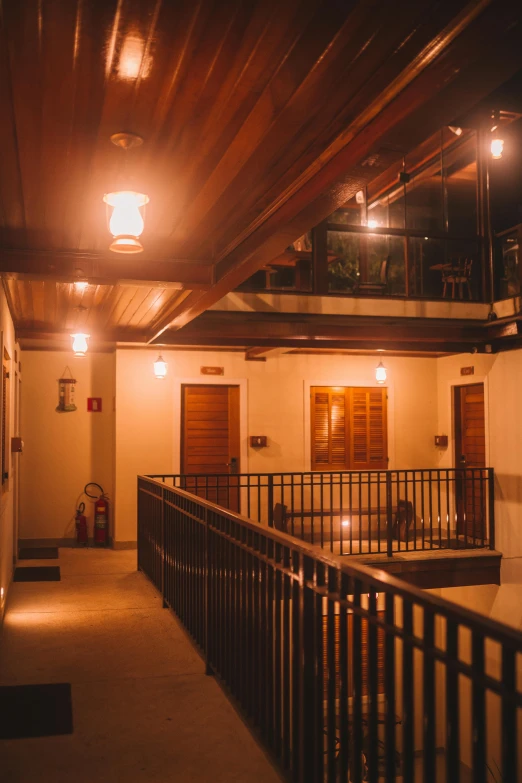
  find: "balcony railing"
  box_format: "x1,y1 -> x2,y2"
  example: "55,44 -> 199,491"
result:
137,475 -> 521,783
146,469 -> 495,557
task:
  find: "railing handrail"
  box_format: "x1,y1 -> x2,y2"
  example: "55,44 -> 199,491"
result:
138,474 -> 517,650
147,466 -> 493,478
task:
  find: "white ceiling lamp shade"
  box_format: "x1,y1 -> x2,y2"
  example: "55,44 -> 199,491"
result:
375,361 -> 387,384
104,133 -> 149,254
71,333 -> 90,357
154,355 -> 167,379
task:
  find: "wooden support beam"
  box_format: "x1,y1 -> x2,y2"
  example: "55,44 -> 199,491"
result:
0,249 -> 213,288
244,347 -> 274,361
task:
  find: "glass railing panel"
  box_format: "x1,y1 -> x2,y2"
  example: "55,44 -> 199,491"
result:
327,230 -> 406,295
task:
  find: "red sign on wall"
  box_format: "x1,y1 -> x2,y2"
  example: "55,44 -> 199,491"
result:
87,398 -> 102,412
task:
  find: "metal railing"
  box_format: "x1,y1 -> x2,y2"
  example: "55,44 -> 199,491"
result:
146,469 -> 495,557
138,475 -> 520,783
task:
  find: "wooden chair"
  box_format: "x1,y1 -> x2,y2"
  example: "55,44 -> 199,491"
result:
442,258 -> 473,299
392,500 -> 414,542
273,503 -> 287,532
354,255 -> 390,296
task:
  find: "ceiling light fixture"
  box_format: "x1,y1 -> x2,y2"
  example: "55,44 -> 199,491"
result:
448,126 -> 463,136
104,133 -> 149,254
74,281 -> 89,293
154,355 -> 167,379
375,361 -> 387,384
71,333 -> 90,357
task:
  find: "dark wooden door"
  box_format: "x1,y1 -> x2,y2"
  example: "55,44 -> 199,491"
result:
181,384 -> 240,511
454,383 -> 486,539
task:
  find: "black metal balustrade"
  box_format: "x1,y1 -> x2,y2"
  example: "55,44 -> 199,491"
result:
146,469 -> 495,557
138,475 -> 520,783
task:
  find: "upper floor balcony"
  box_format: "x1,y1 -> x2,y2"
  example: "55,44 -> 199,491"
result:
233,121 -> 521,316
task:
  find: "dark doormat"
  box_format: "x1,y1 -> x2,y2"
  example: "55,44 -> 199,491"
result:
13,566 -> 61,582
19,546 -> 59,560
0,683 -> 73,739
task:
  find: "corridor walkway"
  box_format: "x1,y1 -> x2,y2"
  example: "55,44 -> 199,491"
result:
0,549 -> 281,783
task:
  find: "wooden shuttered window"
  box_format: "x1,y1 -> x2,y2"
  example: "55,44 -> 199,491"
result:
311,388 -> 350,470
311,387 -> 387,471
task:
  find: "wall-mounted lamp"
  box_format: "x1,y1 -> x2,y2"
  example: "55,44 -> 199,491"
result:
490,110 -> 504,159
71,333 -> 89,357
104,133 -> 149,254
74,280 -> 89,293
154,355 -> 167,379
375,361 -> 387,384
490,137 -> 504,160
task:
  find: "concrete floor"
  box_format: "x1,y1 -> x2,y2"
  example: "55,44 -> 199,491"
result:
0,548 -> 281,783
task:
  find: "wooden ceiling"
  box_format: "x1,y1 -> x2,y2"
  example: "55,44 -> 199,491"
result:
1,0 -> 522,350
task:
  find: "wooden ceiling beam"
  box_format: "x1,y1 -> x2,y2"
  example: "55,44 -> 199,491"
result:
0,249 -> 213,288
152,312 -> 487,351
244,347 -> 274,361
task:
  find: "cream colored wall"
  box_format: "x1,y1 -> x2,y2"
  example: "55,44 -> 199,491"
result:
19,351 -> 115,543
114,349 -> 438,542
436,350 -> 522,579
0,288 -> 18,623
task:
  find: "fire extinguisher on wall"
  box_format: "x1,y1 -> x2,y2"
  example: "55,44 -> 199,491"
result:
75,502 -> 88,546
85,483 -> 109,547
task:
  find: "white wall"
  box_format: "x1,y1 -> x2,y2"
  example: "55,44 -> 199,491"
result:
114,350 -> 438,542
0,288 -> 18,624
436,350 -> 522,580
20,352 -> 115,544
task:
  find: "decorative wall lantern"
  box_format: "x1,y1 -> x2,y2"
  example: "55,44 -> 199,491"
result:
154,355 -> 167,379
56,368 -> 77,412
375,361 -> 387,384
71,333 -> 89,357
103,133 -> 149,254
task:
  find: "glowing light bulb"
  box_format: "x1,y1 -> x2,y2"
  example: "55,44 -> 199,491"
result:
154,355 -> 167,379
367,219 -> 379,229
491,138 -> 504,159
375,361 -> 387,384
103,190 -> 149,253
74,281 -> 88,293
71,333 -> 89,357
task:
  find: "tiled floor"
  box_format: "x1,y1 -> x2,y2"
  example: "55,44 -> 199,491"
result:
0,548 -> 281,783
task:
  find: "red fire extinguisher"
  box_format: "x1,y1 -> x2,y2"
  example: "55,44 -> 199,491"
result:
75,502 -> 88,546
85,483 -> 109,547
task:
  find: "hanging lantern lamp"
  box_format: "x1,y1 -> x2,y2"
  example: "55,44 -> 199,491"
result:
375,361 -> 387,384
103,133 -> 149,254
154,355 -> 167,379
71,333 -> 90,357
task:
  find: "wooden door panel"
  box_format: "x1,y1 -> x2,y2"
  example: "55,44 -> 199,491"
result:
455,383 -> 486,538
182,384 -> 240,511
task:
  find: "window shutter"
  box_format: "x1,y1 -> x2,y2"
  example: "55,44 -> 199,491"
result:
349,387 -> 387,470
311,388 -> 349,470
311,386 -> 387,471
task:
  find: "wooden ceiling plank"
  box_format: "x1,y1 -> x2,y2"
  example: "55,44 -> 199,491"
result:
182,0 -> 457,259
0,10 -> 25,243
114,286 -> 151,329
158,0 -> 317,236
133,287 -> 172,329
